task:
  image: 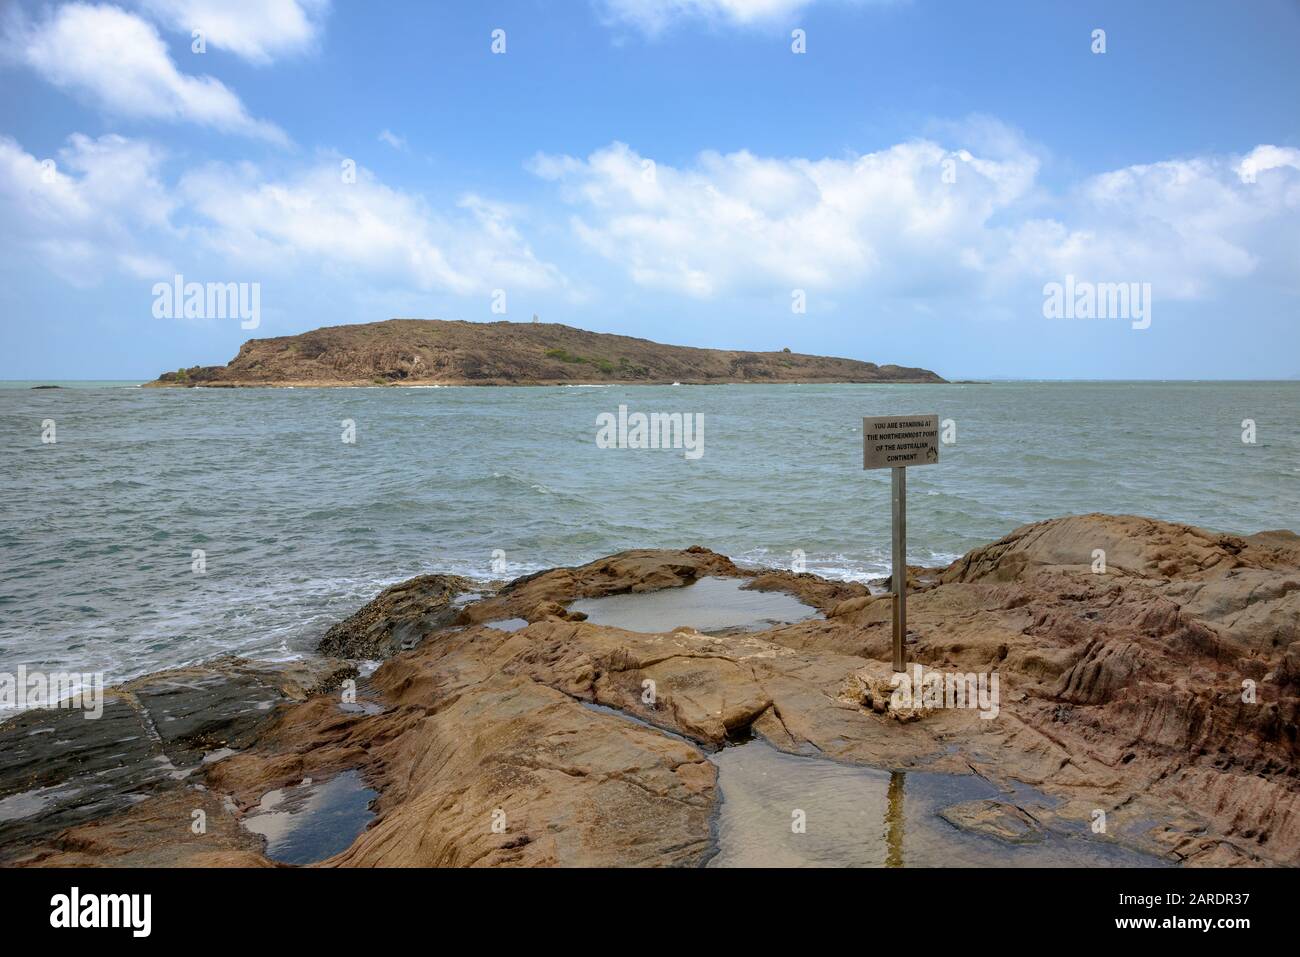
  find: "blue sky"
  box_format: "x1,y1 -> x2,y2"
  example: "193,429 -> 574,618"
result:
1,0 -> 1298,379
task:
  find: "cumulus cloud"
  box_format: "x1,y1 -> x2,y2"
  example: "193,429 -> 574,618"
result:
529,137 -> 1037,297
530,135 -> 1300,306
4,123 -> 1294,318
1238,144 -> 1300,181
994,147 -> 1300,301
7,3 -> 287,143
176,160 -> 563,295
134,0 -> 329,64
1,128 -> 564,297
0,130 -> 564,298
0,133 -> 178,284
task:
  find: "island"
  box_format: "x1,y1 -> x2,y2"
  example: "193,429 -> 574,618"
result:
145,318 -> 946,387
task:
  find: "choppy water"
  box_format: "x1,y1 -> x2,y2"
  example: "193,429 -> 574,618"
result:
1,381 -> 1296,691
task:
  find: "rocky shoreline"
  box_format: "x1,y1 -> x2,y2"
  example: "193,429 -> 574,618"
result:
2,513 -> 1297,867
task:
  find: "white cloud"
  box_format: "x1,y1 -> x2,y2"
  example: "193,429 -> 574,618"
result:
176,158 -> 563,295
4,124 -> 1295,318
1005,148 -> 1300,300
530,137 -> 1036,297
595,0 -> 878,35
8,3 -> 287,143
0,133 -> 178,284
530,136 -> 1300,305
2,132 -> 565,299
134,0 -> 329,64
377,129 -> 407,151
1238,144 -> 1300,182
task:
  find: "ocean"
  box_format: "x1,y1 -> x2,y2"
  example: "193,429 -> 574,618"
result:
2,380 -> 1296,692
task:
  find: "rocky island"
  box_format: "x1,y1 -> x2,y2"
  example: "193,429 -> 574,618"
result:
145,319 -> 946,387
1,513 -> 1296,867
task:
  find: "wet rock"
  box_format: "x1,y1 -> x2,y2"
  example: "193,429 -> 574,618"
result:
0,698 -> 171,861
744,569 -> 867,613
248,520 -> 1300,864
939,800 -> 1046,845
0,655 -> 353,864
8,514 -> 1300,868
15,788 -> 271,868
317,574 -> 476,658
868,565 -> 940,592
329,675 -> 717,866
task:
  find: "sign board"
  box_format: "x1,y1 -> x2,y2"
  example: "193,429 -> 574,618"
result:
862,414 -> 940,470
861,412 -> 942,672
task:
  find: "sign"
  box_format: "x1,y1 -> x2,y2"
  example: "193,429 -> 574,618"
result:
862,412 -> 942,672
862,414 -> 940,470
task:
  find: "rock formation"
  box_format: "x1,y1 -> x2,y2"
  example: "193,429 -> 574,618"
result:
2,514 -> 1296,867
144,318 -> 945,387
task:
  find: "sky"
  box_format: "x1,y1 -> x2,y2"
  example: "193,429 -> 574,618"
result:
1,0 -> 1298,380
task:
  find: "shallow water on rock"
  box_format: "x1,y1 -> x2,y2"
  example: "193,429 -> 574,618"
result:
568,576 -> 820,633
483,617 -> 530,632
708,740 -> 1167,868
0,783 -> 81,824
240,770 -> 377,865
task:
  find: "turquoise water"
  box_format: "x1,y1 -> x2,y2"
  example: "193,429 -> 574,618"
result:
1,381 -> 1296,688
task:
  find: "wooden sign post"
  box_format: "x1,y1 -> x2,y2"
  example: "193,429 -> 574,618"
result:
863,414 -> 940,672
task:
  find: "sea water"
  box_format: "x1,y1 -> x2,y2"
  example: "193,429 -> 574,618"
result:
1,380 -> 1295,688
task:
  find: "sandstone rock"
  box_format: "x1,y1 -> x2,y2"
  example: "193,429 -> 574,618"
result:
328,675 -> 716,866
6,513 -> 1298,868
939,800 -> 1046,844
829,594 -> 880,618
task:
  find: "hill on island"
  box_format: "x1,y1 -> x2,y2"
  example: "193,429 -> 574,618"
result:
148,319 -> 945,387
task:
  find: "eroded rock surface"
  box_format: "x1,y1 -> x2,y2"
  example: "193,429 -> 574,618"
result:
3,514 -> 1297,867
317,573 -> 477,658
939,800 -> 1046,845
0,656 -> 355,864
